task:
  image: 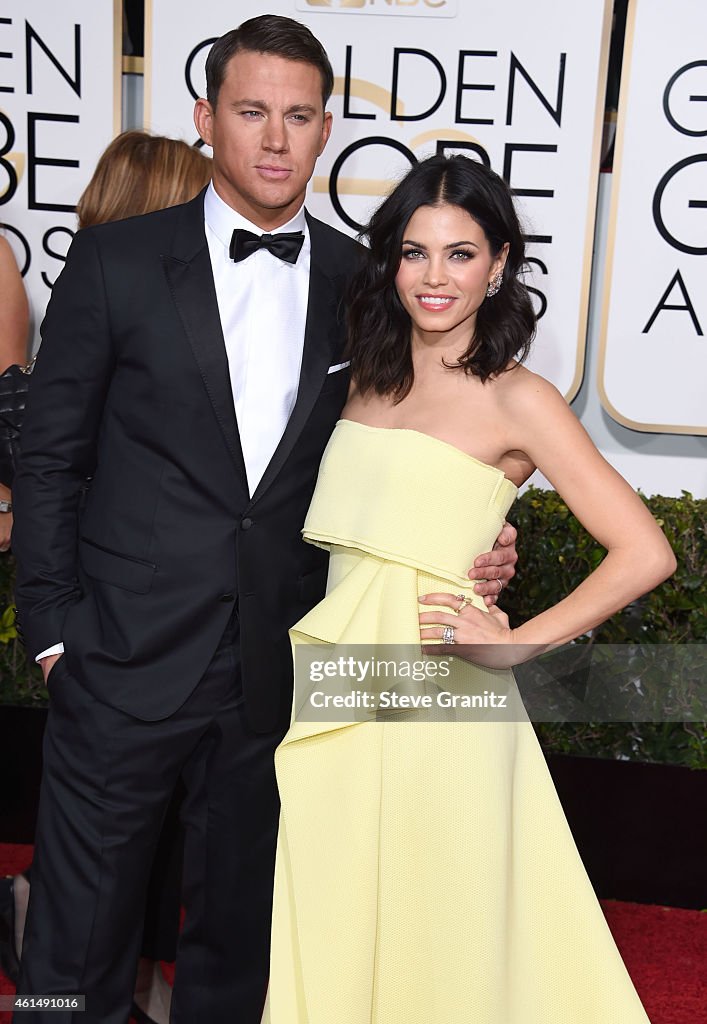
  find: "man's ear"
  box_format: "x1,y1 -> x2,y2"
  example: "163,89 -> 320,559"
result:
318,111 -> 333,156
194,98 -> 214,147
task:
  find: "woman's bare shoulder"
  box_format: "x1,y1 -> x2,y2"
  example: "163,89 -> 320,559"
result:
493,362 -> 567,415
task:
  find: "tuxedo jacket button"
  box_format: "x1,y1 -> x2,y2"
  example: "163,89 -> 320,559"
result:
241,517 -> 253,530
219,593 -> 235,602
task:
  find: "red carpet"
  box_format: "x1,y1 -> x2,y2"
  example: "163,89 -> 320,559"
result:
1,843 -> 705,1022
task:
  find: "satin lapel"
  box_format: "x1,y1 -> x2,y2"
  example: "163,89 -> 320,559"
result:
250,216 -> 341,504
161,191 -> 248,488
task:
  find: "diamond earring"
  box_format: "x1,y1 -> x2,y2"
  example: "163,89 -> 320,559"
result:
486,271 -> 503,298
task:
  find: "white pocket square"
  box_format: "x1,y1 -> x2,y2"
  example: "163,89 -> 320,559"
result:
327,361 -> 351,374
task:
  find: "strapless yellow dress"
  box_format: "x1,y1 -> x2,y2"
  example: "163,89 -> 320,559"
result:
266,420 -> 650,1024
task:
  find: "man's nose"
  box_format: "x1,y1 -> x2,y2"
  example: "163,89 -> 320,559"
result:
262,117 -> 288,153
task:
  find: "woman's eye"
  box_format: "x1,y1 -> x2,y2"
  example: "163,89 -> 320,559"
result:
450,249 -> 473,260
402,249 -> 425,260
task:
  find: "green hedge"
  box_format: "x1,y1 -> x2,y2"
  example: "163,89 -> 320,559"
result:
1,489 -> 705,767
502,489 -> 706,769
0,557 -> 45,706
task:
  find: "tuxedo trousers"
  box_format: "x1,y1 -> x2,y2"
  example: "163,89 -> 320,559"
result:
15,611 -> 285,1024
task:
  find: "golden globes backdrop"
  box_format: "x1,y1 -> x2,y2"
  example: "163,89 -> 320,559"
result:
599,0 -> 707,435
0,0 -> 121,348
145,0 -> 612,400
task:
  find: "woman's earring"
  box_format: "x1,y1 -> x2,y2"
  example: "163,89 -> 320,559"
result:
486,271 -> 503,298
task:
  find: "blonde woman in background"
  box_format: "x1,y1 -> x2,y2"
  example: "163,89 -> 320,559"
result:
0,131 -> 211,1024
76,130 -> 212,229
0,236 -> 29,552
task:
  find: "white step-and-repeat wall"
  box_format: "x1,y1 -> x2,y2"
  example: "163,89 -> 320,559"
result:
0,1 -> 121,342
1,0 -> 705,496
599,0 -> 706,437
146,0 -> 612,403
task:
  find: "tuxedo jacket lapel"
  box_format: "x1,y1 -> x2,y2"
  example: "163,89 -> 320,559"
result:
162,190 -> 249,494
251,214 -> 344,504
164,196 -> 347,508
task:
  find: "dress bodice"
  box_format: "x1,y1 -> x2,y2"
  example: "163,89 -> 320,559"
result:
302,419 -> 517,587
287,418 -> 519,727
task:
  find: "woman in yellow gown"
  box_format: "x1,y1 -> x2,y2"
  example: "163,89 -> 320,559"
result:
266,155 -> 675,1023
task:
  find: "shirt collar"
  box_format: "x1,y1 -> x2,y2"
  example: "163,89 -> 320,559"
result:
204,181 -> 307,250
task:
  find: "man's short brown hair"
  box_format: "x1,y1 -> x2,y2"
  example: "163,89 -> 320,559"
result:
205,15 -> 334,111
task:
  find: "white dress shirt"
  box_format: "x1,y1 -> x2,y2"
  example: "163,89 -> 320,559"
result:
204,181 -> 310,496
37,182 -> 311,663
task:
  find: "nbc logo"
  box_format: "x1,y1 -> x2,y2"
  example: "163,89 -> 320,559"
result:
297,0 -> 457,16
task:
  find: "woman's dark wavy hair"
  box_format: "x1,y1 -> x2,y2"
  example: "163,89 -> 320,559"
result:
347,155 -> 536,399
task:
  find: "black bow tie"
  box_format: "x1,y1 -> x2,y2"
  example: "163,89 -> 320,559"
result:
229,228 -> 304,265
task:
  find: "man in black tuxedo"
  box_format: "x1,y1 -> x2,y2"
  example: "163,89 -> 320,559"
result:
12,15 -> 516,1024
